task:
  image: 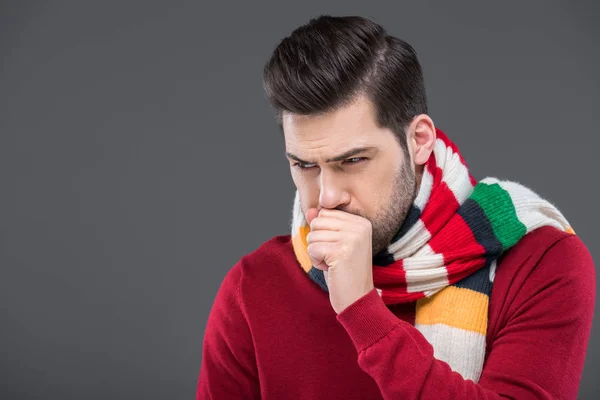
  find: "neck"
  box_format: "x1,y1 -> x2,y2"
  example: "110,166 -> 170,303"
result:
415,164 -> 424,192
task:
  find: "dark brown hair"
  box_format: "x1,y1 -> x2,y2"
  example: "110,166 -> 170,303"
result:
263,15 -> 428,151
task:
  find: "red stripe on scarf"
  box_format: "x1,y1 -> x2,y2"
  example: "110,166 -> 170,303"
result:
421,180 -> 460,236
429,214 -> 486,258
436,129 -> 477,187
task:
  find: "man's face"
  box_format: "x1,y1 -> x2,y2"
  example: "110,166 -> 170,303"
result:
283,94 -> 418,255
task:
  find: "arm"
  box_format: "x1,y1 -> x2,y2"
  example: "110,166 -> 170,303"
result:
336,235 -> 595,399
196,260 -> 260,399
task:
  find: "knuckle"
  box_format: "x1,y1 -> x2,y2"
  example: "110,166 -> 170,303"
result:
361,220 -> 372,232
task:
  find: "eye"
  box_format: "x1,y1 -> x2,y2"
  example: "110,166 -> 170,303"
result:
343,157 -> 366,165
293,162 -> 317,170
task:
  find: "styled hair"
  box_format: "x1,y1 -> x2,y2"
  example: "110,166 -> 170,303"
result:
262,15 -> 428,150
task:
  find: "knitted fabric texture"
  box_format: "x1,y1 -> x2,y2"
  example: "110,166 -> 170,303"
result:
290,128 -> 575,382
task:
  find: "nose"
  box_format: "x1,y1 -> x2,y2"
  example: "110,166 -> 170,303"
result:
318,170 -> 350,210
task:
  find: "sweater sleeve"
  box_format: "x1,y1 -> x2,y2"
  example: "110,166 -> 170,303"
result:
196,260 -> 260,400
336,235 -> 595,400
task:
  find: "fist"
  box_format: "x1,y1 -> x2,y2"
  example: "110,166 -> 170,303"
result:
305,208 -> 375,314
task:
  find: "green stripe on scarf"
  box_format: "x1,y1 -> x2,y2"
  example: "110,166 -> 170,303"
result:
470,182 -> 527,250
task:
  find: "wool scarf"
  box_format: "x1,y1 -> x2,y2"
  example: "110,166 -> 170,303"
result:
290,128 -> 575,382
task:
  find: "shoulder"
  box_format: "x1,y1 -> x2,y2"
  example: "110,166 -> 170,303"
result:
492,226 -> 595,310
223,234 -> 296,289
242,234 -> 295,266
496,226 -> 593,278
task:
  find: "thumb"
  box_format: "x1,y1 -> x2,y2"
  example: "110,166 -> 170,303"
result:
305,208 -> 319,226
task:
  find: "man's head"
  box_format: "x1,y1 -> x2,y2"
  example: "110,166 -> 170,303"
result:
263,15 -> 436,254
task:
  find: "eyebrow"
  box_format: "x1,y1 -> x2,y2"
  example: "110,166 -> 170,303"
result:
285,146 -> 377,164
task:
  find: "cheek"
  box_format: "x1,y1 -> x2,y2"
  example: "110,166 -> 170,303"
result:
359,163 -> 399,211
350,176 -> 384,216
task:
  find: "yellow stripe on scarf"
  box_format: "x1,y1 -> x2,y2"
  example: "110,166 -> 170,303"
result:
292,225 -> 312,273
416,286 -> 488,335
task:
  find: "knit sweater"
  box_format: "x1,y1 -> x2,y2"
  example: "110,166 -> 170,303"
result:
197,226 -> 595,399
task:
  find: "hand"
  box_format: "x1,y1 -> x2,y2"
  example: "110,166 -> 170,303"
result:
305,208 -> 375,314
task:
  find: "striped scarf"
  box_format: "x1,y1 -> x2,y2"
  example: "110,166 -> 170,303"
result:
290,128 -> 575,382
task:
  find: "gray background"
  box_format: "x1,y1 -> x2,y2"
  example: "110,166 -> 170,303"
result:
0,1 -> 598,399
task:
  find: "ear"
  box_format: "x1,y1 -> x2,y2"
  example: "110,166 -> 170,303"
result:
407,114 -> 436,166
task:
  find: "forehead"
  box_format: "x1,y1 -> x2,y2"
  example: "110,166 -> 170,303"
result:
282,95 -> 389,151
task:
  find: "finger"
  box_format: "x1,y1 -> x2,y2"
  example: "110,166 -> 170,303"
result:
307,242 -> 333,271
309,216 -> 346,232
305,208 -> 319,225
318,208 -> 357,221
319,209 -> 372,234
306,230 -> 340,244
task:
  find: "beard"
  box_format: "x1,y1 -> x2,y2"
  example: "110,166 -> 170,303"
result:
370,159 -> 418,255
338,156 -> 418,256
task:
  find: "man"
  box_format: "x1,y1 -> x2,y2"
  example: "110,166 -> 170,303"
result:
197,15 -> 595,399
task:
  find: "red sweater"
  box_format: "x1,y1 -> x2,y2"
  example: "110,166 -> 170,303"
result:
197,226 -> 595,399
